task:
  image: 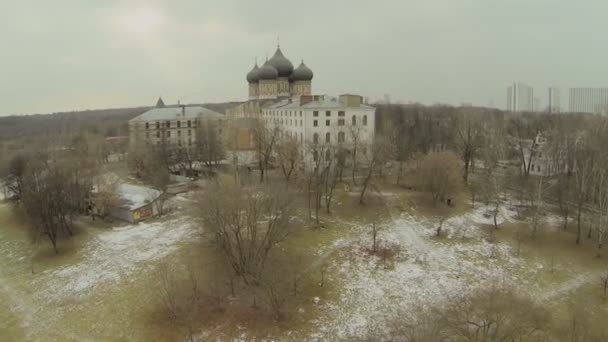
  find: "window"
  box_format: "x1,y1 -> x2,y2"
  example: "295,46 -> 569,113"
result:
156,122 -> 160,129
177,121 -> 181,128
363,115 -> 368,126
145,122 -> 149,129
188,138 -> 192,146
313,150 -> 319,162
326,110 -> 331,117
313,133 -> 319,144
166,121 -> 171,128
156,131 -> 160,138
326,120 -> 330,127
338,131 -> 345,143
300,120 -> 303,126
188,129 -> 192,136
187,120 -> 191,128
166,131 -> 171,137
326,132 -> 331,143
300,132 -> 303,143
313,111 -> 319,117
352,116 -> 357,125
326,149 -> 331,161
178,130 -> 181,137
338,119 -> 345,126
314,120 -> 318,127
338,111 -> 345,117
537,165 -> 541,172
300,111 -> 302,117
178,140 -> 182,147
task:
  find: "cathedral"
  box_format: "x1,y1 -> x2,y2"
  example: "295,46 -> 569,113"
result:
246,45 -> 313,100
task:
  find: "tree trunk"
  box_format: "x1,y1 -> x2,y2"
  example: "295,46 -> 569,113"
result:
576,202 -> 583,245
359,166 -> 373,205
396,160 -> 403,186
463,154 -> 470,183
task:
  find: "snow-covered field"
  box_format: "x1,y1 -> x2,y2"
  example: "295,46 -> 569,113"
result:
35,215 -> 198,302
0,203 -> 199,341
313,205 -> 531,340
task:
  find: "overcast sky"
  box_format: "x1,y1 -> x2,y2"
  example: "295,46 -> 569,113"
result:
1,0 -> 607,115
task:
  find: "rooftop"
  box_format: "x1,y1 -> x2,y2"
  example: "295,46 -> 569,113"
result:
116,184 -> 161,210
266,96 -> 374,110
130,105 -> 224,122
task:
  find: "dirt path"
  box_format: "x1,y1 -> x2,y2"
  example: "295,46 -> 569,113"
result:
538,271 -> 603,303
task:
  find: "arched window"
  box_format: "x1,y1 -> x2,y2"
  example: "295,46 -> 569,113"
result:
313,133 -> 319,144
325,132 -> 331,143
313,150 -> 319,161
325,149 -> 331,161
352,116 -> 357,125
145,122 -> 149,129
338,131 -> 345,143
363,115 -> 368,126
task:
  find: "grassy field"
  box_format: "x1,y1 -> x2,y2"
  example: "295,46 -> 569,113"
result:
2,180 -> 608,340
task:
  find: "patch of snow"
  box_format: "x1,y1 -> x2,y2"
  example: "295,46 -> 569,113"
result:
37,216 -> 197,301
314,207 -> 527,340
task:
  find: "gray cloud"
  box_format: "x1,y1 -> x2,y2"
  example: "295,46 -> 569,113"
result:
1,0 -> 607,115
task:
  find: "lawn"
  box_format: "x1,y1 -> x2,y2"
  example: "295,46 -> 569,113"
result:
2,181 -> 608,341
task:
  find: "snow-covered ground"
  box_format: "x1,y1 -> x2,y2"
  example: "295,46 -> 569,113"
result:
35,215 -> 198,303
313,205 -> 529,340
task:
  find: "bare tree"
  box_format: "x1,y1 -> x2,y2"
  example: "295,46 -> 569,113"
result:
253,119 -> 280,182
199,183 -> 293,285
276,133 -> 301,184
415,151 -> 462,207
20,154 -> 92,253
359,136 -> 393,205
194,119 -> 225,170
4,153 -> 28,199
347,120 -> 364,186
389,287 -> 551,342
454,109 -> 483,183
530,175 -> 545,238
572,135 -> 596,245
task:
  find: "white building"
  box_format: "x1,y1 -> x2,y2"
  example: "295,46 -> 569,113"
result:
569,87 -> 608,114
129,98 -> 226,149
507,82 -> 534,112
262,94 -> 375,165
548,87 -> 561,113
522,132 -> 568,177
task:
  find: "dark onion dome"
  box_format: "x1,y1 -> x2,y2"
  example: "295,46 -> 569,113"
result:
246,63 -> 260,83
291,61 -> 314,81
268,47 -> 294,77
257,60 -> 279,80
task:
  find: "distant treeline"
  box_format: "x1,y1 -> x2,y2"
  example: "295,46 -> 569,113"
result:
0,102 -> 240,143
